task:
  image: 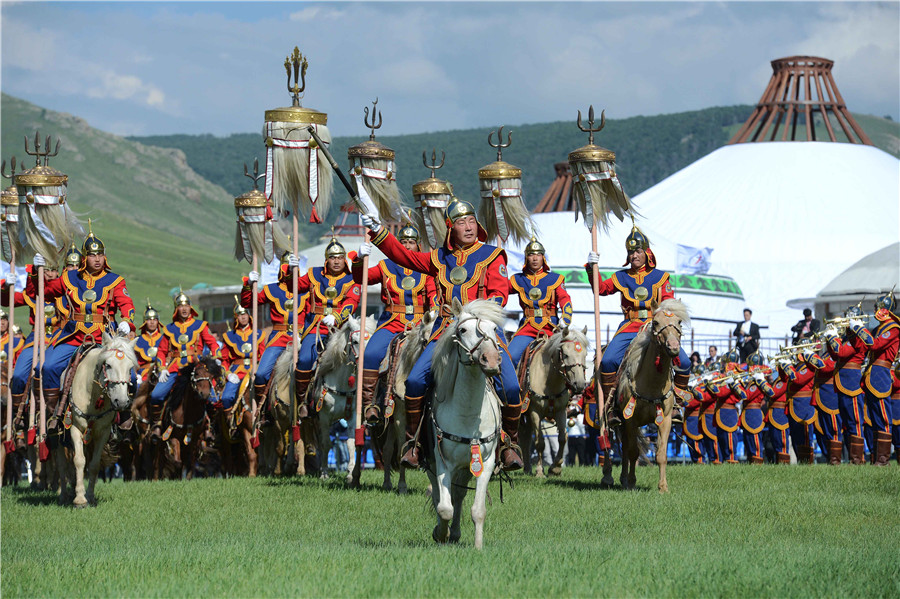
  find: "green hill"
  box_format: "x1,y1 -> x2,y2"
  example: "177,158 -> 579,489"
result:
131,107 -> 899,230
0,93 -> 245,318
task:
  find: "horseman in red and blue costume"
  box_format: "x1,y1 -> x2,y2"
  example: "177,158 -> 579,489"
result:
31,228 -> 136,425
823,305 -> 868,464
350,224 -> 437,424
507,234 -> 573,369
219,297 -> 260,411
585,224 -> 691,411
149,290 -> 219,434
284,234 -> 361,414
134,300 -> 163,383
360,198 -> 524,471
242,251 -> 307,403
852,291 -> 899,465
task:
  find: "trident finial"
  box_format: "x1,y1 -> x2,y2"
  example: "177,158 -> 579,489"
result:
243,158 -> 265,191
488,126 -> 512,161
23,131 -> 61,168
576,105 -> 606,146
284,46 -> 308,108
1,156 -> 17,181
422,149 -> 445,178
364,98 -> 382,142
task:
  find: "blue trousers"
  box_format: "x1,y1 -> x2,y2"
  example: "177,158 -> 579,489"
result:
600,328 -> 690,376
816,385 -> 842,444
221,379 -> 240,410
864,365 -> 893,434
254,345 -> 285,386
405,330 -> 520,408
150,372 -> 177,405
363,328 -> 398,371
10,332 -> 35,395
295,333 -> 327,373
40,342 -> 78,390
507,334 -> 535,370
839,393 -> 864,438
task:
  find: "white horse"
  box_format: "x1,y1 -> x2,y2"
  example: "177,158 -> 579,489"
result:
311,314 -> 375,485
520,326 -> 590,477
58,333 -> 138,506
427,299 -> 505,550
378,311 -> 434,495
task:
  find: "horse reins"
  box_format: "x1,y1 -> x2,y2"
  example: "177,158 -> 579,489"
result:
452,315 -> 499,367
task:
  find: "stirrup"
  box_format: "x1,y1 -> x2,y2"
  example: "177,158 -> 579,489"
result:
400,440 -> 420,469
364,404 -> 381,425
500,443 -> 524,471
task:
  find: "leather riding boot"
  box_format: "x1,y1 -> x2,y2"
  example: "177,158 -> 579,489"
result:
499,404 -> 524,471
848,434 -> 865,465
399,395 -> 424,469
294,369 -> 312,420
253,383 -> 268,403
776,451 -> 791,464
361,369 -> 381,424
43,389 -> 61,430
749,455 -> 764,464
149,403 -> 164,440
874,431 -> 892,466
827,439 -> 843,465
600,372 -> 619,426
673,372 -> 691,405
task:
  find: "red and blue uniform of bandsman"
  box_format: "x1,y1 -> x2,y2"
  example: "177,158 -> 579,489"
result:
363,198 -> 524,471
760,367 -> 792,464
824,314 -> 867,463
853,292 -> 899,465
241,253 -> 308,400
683,367 -> 706,463
805,349 -> 843,464
691,374 -> 720,464
586,224 -> 691,406
734,355 -> 769,464
507,235 -> 573,369
150,291 -> 219,405
784,357 -> 817,464
890,362 -> 900,464
285,235 -> 361,411
705,356 -> 742,464
219,302 -> 261,411
350,224 -> 437,423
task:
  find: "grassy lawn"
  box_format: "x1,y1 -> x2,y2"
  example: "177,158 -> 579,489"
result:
2,463 -> 898,598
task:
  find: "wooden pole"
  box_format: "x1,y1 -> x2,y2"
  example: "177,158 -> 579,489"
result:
26,267 -> 37,444
250,253 -> 259,434
290,217 -> 300,443
590,223 -> 604,417
354,231 -> 370,451
37,265 -> 46,445
5,247 -> 15,443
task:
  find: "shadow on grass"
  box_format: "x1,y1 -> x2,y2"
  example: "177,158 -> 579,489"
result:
356,537 -> 436,549
262,474 -> 410,495
544,478 -> 652,493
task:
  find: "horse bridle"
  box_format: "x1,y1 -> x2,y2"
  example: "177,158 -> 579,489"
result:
557,340 -> 586,394
452,315 -> 499,366
94,357 -> 131,406
191,364 -> 221,402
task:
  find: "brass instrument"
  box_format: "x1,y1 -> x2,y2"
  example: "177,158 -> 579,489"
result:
823,314 -> 872,333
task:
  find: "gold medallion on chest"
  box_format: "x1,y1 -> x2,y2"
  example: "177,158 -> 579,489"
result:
635,286 -> 650,301
528,287 -> 542,301
82,289 -> 97,303
449,266 -> 467,285
324,286 -> 338,299
401,276 -> 416,290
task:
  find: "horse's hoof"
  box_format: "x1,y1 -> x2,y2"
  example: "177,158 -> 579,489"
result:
396,486 -> 408,496
448,534 -> 461,544
600,476 -> 615,489
535,472 -> 546,479
548,466 -> 562,477
73,500 -> 88,509
432,526 -> 448,544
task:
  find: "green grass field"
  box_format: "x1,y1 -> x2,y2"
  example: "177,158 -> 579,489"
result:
2,464 -> 898,598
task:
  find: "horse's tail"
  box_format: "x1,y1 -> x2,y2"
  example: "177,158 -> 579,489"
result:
634,426 -> 652,465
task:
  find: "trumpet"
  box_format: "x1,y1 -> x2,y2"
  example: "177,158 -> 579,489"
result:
823,314 -> 872,333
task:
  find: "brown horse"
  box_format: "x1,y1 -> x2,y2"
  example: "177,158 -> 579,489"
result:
208,378 -> 258,477
155,357 -> 222,480
258,345 -> 307,476
602,299 -> 689,493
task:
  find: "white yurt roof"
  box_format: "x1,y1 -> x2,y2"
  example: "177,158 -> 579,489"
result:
815,242 -> 900,301
623,142 -> 900,337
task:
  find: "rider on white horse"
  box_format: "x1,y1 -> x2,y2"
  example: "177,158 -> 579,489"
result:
360,198 -> 524,471
351,224 -> 437,424
507,234 -> 574,369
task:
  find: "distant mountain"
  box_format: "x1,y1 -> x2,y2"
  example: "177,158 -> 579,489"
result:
1,93 -> 245,315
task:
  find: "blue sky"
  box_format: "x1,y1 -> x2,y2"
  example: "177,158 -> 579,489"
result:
2,1 -> 898,137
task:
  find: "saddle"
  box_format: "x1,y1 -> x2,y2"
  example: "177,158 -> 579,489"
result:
51,339 -> 98,432
516,335 -> 549,412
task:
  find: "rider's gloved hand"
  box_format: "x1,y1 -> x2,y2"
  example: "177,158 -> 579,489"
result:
587,251 -> 600,265
360,213 -> 382,234
288,254 -> 300,269
358,242 -> 372,257
322,314 -> 337,328
158,370 -> 170,384
248,271 -> 260,284
117,321 -> 131,336
33,253 -> 47,267
226,372 -> 240,385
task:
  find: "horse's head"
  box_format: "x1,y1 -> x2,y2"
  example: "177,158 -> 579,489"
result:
650,299 -> 689,358
449,298 -> 504,376
99,332 -> 139,411
552,325 -> 590,394
191,356 -> 224,402
346,314 -> 377,362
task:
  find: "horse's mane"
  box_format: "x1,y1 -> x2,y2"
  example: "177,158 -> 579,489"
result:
621,299 -> 689,378
317,315 -> 376,375
544,326 -> 590,357
432,300 -> 506,394
398,312 -> 435,375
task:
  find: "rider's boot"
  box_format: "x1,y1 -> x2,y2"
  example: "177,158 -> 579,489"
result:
673,371 -> 691,405
848,434 -> 865,465
253,383 -> 268,424
10,393 -> 25,449
149,403 -> 164,441
499,403 -> 524,471
600,372 -> 620,427
294,369 -> 312,420
399,394 -> 424,469
43,388 -> 61,430
361,369 -> 381,425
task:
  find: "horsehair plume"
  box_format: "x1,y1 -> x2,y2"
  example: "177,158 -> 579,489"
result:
478,126 -> 533,244
348,99 -> 404,224
234,159 -> 291,263
568,106 -> 633,231
265,120 -> 334,222
1,157 -> 25,262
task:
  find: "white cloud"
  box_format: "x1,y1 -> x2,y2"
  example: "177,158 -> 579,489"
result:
289,6 -> 344,22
